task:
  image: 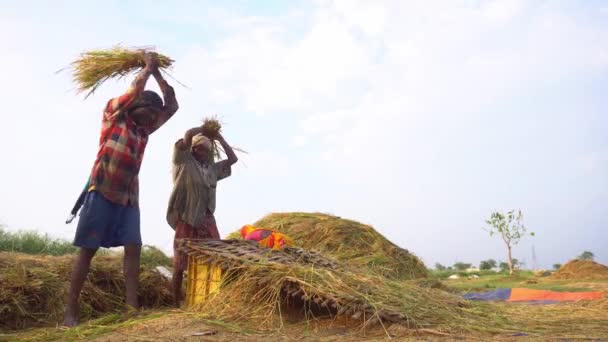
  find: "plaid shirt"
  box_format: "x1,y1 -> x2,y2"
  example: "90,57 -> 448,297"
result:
88,79 -> 177,206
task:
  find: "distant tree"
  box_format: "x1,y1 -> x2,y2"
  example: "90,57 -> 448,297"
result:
499,259 -> 519,272
435,263 -> 446,271
552,263 -> 562,270
453,262 -> 472,271
485,210 -> 534,275
577,251 -> 595,261
479,259 -> 497,270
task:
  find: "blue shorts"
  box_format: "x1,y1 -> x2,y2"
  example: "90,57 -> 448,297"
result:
73,191 -> 141,249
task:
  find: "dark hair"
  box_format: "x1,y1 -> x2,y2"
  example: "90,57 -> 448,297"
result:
130,90 -> 163,111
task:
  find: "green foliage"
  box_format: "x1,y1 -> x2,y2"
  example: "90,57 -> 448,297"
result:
553,263 -> 562,270
435,262 -> 446,271
485,210 -> 533,245
0,227 -> 170,267
479,259 -> 497,270
499,259 -> 519,272
577,251 -> 594,261
140,245 -> 172,268
445,271 -> 593,293
453,262 -> 472,271
485,210 -> 533,274
0,227 -> 78,256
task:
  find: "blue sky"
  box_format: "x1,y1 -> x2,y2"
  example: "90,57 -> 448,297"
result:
0,0 -> 606,269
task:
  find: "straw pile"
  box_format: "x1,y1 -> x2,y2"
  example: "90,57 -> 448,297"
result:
498,299 -> 608,339
178,239 -> 502,333
68,45 -> 173,98
551,259 -> 608,280
227,213 -> 427,280
179,239 -> 608,338
0,252 -> 172,330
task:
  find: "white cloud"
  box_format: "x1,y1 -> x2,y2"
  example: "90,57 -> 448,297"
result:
330,0 -> 387,36
481,0 -> 526,24
1,1 -> 606,267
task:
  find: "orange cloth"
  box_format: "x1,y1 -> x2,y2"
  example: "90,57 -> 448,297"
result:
239,224 -> 294,250
507,288 -> 604,302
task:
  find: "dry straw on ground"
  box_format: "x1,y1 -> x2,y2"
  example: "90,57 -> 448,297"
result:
551,259 -> 608,280
178,239 -> 504,335
0,252 -> 172,330
180,238 -> 608,339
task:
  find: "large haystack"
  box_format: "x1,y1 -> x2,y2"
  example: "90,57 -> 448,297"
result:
0,252 -> 172,330
551,259 -> 608,280
178,239 -> 608,337
228,212 -> 427,280
178,239 -> 502,333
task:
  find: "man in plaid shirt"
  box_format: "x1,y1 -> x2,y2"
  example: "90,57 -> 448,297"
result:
64,52 -> 179,326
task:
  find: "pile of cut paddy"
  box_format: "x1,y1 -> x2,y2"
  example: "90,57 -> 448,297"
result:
227,212 -> 427,280
551,259 -> 608,280
0,252 -> 172,330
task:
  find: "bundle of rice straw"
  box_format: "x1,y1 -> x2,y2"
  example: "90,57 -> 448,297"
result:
201,117 -> 222,160
68,45 -> 174,98
202,117 -> 222,140
199,116 -> 248,161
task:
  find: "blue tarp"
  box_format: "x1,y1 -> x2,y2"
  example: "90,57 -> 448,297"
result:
463,288 -> 561,304
463,288 -> 511,301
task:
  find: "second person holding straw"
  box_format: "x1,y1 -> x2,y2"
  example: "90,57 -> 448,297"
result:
167,122 -> 238,307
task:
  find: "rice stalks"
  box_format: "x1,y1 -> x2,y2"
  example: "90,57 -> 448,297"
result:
202,117 -> 222,140
186,253 -> 507,335
200,116 -> 248,161
0,252 -> 173,330
234,212 -> 428,280
66,45 -> 174,98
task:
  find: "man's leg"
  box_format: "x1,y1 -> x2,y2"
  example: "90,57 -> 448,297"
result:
124,244 -> 142,310
64,247 -> 97,327
172,259 -> 185,308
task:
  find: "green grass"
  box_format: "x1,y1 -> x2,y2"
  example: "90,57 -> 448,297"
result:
0,227 -> 78,256
445,272 -> 595,293
0,226 -> 171,266
139,245 -> 172,268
